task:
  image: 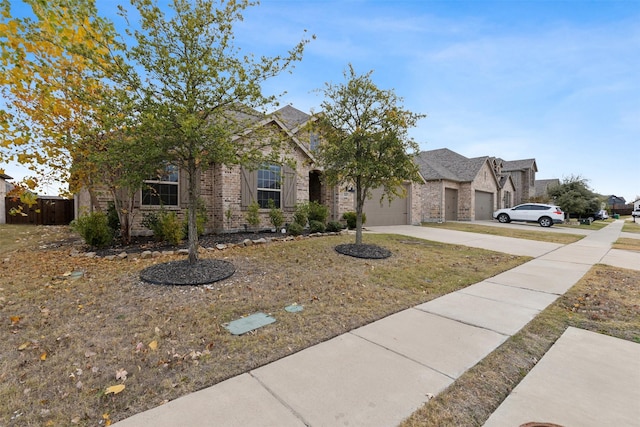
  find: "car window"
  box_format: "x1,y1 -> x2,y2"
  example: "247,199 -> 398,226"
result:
514,205 -> 531,210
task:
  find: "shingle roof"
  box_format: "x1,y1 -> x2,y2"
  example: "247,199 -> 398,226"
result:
271,105 -> 311,130
0,172 -> 13,180
416,149 -> 489,182
502,158 -> 537,172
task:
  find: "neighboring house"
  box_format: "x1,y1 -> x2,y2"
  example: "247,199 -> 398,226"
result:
607,195 -> 626,210
634,199 -> 640,212
533,178 -> 560,200
414,149 -> 516,222
499,158 -> 538,205
0,172 -> 12,224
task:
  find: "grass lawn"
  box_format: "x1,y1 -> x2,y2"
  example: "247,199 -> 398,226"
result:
421,221 -> 584,244
622,219 -> 640,234
1,225 -> 528,426
402,264 -> 640,426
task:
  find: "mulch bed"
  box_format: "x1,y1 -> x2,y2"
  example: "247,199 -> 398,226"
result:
335,243 -> 392,259
139,258 -> 236,285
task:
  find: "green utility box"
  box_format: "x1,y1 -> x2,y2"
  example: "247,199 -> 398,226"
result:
580,218 -> 592,225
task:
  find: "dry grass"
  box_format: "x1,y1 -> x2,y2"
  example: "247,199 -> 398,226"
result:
421,222 -> 584,244
401,265 -> 640,427
0,225 -> 528,426
622,220 -> 640,234
612,237 -> 640,252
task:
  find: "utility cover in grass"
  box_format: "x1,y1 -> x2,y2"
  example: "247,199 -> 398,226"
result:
140,259 -> 235,285
335,243 -> 391,259
224,312 -> 276,335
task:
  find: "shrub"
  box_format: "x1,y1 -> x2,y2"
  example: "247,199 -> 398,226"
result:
326,221 -> 343,232
268,199 -> 284,230
308,201 -> 328,224
142,211 -> 162,240
342,211 -> 366,229
309,219 -> 326,233
287,222 -> 304,236
142,209 -> 184,245
71,212 -> 113,248
159,212 -> 184,245
245,201 -> 260,230
293,202 -> 309,227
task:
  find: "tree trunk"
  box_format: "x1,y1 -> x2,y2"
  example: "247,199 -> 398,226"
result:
355,177 -> 364,245
187,163 -> 199,265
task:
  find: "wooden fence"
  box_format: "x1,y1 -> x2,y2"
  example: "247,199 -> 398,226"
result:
4,197 -> 74,225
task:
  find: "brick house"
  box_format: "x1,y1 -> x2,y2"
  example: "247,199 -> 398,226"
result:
415,148 -> 527,222
78,105 -> 421,234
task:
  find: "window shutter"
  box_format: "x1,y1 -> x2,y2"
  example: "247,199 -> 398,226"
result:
179,168 -> 189,207
283,165 -> 296,210
241,167 -> 257,208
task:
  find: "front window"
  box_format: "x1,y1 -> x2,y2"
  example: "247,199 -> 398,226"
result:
310,133 -> 320,151
257,164 -> 281,208
142,164 -> 179,206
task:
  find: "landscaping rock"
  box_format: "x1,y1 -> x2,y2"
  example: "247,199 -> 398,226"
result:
140,251 -> 153,259
117,252 -> 128,260
252,238 -> 267,245
152,251 -> 162,258
216,243 -> 227,250
177,249 -> 189,255
242,239 -> 253,246
85,252 -> 97,258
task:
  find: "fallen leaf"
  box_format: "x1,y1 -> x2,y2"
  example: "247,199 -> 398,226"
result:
84,350 -> 97,358
40,352 -> 47,361
115,368 -> 128,381
148,340 -> 158,351
105,384 -> 125,395
10,315 -> 21,325
18,342 -> 30,351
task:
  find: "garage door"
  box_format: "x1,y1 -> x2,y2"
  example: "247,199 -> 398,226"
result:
363,186 -> 409,226
474,191 -> 494,220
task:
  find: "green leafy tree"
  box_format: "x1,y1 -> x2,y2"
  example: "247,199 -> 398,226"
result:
547,175 -> 601,218
118,0 -> 312,263
311,65 -> 424,244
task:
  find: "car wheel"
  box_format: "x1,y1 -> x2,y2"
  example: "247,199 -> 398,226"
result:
539,216 -> 553,227
497,213 -> 510,223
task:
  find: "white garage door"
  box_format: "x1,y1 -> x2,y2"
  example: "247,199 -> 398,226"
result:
363,186 -> 409,226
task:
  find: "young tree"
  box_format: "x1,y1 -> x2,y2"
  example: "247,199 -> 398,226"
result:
118,0 -> 312,264
547,175 -> 601,218
312,65 -> 424,244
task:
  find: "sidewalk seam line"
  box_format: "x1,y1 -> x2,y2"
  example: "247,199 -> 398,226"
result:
347,330 -> 457,381
248,371 -> 311,427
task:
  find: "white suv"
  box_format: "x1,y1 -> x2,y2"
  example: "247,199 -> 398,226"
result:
493,203 -> 565,227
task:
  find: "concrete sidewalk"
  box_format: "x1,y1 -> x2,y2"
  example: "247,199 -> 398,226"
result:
114,220 -> 639,427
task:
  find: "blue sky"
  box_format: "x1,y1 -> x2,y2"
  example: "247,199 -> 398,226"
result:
3,0 -> 639,202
